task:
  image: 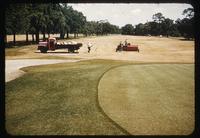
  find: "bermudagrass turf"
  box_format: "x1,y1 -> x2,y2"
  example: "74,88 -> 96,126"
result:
5,60 -> 129,135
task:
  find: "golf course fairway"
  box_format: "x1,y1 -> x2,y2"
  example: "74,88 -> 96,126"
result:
6,60 -> 194,135
6,60 -> 130,135
98,64 -> 194,135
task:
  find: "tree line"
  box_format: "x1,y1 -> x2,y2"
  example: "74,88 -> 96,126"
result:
5,4 -> 194,46
121,8 -> 194,39
5,3 -> 121,45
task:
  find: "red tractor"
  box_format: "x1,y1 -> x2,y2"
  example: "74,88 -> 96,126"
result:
38,37 -> 82,53
116,42 -> 139,52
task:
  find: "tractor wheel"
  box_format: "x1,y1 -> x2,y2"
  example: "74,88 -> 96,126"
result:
40,47 -> 48,53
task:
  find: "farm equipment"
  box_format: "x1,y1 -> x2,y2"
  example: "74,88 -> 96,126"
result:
37,37 -> 82,53
116,42 -> 139,52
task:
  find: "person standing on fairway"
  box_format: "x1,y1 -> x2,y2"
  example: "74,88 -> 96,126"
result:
87,42 -> 93,53
125,39 -> 128,46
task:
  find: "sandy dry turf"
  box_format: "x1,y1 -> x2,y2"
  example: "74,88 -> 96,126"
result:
6,35 -> 194,63
50,35 -> 194,63
98,64 -> 194,135
5,59 -> 79,82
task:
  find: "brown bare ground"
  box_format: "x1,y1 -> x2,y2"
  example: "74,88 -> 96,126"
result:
6,35 -> 194,63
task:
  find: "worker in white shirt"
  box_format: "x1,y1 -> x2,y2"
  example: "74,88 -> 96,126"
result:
87,42 -> 93,53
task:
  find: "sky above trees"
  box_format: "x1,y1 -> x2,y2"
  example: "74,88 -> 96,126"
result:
68,3 -> 193,27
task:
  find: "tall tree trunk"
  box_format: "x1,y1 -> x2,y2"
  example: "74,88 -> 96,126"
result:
43,33 -> 46,40
48,33 -> 50,37
26,32 -> 28,42
60,32 -> 65,39
36,31 -> 39,43
67,31 -> 69,39
74,33 -> 76,38
13,33 -> 16,45
32,34 -> 34,42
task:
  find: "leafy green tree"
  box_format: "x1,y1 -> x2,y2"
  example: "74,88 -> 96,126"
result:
135,23 -> 146,35
134,12 -> 182,37
49,4 -> 68,39
5,4 -> 28,45
90,21 -> 99,35
96,21 -> 103,35
22,4 -> 32,42
69,9 -> 86,38
169,24 -> 181,37
29,4 -> 47,42
152,12 -> 165,35
152,12 -> 165,23
60,4 -> 71,38
183,8 -> 194,19
161,18 -> 174,37
58,14 -> 67,39
176,8 -> 194,39
144,21 -> 159,36
83,21 -> 95,36
121,24 -> 134,35
176,18 -> 194,39
102,22 -> 113,35
83,21 -> 120,36
111,25 -> 121,34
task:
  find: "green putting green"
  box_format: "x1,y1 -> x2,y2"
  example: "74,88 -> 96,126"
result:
98,64 -> 194,135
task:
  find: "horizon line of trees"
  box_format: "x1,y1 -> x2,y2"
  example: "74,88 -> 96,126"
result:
121,8 -> 194,39
5,4 -> 194,46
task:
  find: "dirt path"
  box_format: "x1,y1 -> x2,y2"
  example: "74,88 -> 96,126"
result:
5,59 -> 80,82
